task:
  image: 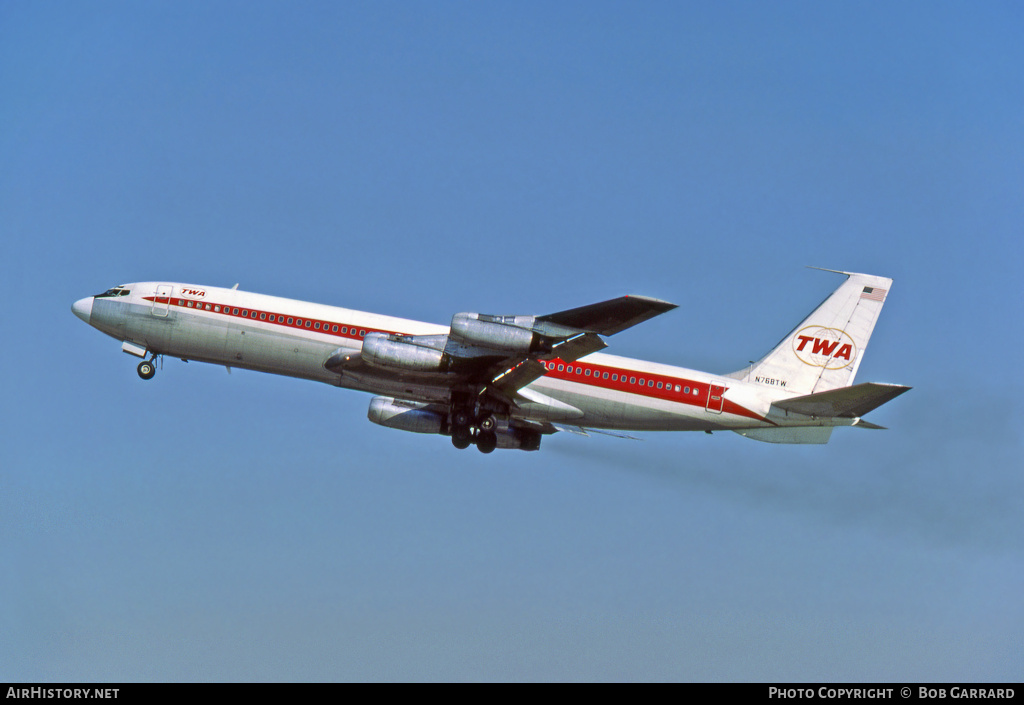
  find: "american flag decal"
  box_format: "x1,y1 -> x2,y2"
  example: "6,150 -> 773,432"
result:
861,286 -> 887,302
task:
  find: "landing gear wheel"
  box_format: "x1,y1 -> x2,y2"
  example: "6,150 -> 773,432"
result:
453,409 -> 472,428
476,430 -> 497,454
451,431 -> 472,450
478,415 -> 496,432
137,360 -> 156,380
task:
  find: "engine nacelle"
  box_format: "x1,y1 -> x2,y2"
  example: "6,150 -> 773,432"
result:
494,426 -> 542,451
367,396 -> 445,435
450,313 -> 541,353
361,332 -> 449,373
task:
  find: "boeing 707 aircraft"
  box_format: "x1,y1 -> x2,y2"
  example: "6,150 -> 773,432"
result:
71,270 -> 909,452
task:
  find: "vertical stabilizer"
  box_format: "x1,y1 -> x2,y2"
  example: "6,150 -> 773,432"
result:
726,270 -> 893,395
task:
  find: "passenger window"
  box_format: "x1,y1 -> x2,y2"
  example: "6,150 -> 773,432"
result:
603,372 -> 609,379
314,322 -> 321,329
359,330 -> 366,336
260,313 -> 266,320
305,321 -> 311,327
232,308 -> 239,315
674,385 -> 680,392
630,377 -> 636,384
611,374 -> 617,381
214,306 -> 221,313
332,325 -> 338,332
342,327 -> 348,334
558,365 -> 564,371
585,369 -> 591,376
657,382 -> 663,389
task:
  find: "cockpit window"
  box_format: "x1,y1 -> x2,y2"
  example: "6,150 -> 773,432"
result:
94,287 -> 131,298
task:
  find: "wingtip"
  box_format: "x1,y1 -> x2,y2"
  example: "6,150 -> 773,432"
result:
625,294 -> 678,310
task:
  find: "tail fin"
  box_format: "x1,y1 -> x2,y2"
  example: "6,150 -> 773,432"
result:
726,269 -> 893,395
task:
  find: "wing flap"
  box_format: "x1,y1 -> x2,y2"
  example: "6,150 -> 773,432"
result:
491,358 -> 547,396
547,331 -> 607,361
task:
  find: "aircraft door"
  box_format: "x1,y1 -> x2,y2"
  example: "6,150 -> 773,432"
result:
152,285 -> 172,316
706,383 -> 725,414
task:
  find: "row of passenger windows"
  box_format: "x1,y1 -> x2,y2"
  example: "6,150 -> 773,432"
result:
543,361 -> 701,395
179,300 -> 367,337
177,298 -> 696,394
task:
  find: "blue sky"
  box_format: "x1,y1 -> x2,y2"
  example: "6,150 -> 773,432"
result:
2,1 -> 1022,681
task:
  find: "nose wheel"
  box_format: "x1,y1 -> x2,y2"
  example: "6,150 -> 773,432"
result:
137,359 -> 157,380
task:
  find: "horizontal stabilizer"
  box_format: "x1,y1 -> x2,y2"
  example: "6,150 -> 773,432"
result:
539,295 -> 677,336
773,382 -> 911,418
552,423 -> 641,440
852,419 -> 887,430
734,427 -> 834,444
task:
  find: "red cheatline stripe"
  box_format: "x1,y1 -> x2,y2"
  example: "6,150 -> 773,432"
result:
143,295 -> 766,421
145,295 -> 383,342
537,360 -> 765,421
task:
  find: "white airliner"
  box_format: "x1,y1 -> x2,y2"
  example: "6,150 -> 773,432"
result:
71,269 -> 908,452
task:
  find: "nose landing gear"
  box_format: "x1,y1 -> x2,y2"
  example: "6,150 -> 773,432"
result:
136,354 -> 160,380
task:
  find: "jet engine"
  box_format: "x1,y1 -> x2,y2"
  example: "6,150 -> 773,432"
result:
449,313 -> 544,353
361,332 -> 450,373
494,426 -> 542,451
367,396 -> 446,435
368,396 -> 542,451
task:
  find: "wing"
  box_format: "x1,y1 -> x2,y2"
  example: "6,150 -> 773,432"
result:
481,296 -> 676,399
325,295 -> 677,405
537,295 -> 678,336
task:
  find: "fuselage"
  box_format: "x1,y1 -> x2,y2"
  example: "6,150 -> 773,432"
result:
73,281 -> 806,435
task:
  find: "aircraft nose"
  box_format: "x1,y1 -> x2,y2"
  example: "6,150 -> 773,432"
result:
72,296 -> 93,324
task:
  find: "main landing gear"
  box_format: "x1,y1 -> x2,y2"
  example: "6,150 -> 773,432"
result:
137,355 -> 159,380
450,408 -> 499,454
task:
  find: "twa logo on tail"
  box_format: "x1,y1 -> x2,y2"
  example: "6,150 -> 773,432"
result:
792,326 -> 856,369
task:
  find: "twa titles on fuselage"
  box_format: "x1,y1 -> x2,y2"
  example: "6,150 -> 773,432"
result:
71,271 -> 909,453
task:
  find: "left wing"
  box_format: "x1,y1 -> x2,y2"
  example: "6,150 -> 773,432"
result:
537,295 -> 677,336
